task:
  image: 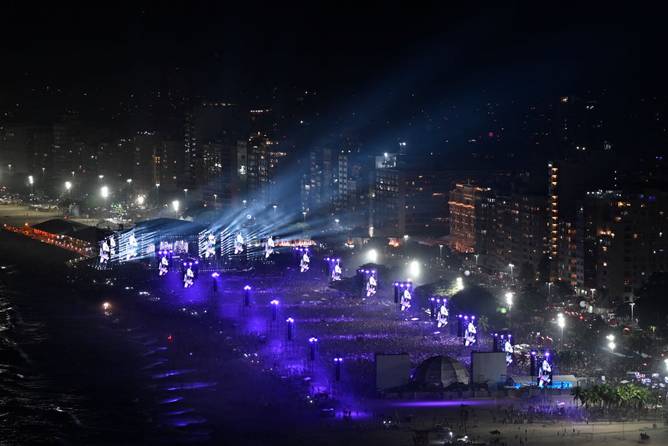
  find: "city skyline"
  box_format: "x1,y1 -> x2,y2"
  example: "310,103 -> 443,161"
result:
1,4 -> 668,446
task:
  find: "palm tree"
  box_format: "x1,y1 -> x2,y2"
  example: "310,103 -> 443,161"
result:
572,386 -> 585,407
601,384 -> 618,408
616,383 -> 634,408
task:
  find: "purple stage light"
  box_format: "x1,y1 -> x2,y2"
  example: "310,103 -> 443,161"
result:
286,317 -> 294,341
334,355 -> 343,381
270,299 -> 279,321
243,285 -> 251,307
308,336 -> 318,361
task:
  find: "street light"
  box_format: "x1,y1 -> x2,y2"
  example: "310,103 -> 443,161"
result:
606,334 -> 616,352
270,299 -> 279,322
171,199 -> 180,214
366,249 -> 378,263
28,175 -> 34,197
505,292 -> 514,308
629,300 -> 636,322
100,185 -> 110,199
506,291 -> 515,328
136,195 -> 146,206
183,188 -> 188,201
64,181 -> 72,195
557,313 -> 565,343
439,244 -> 443,259
409,260 -> 421,278
508,263 -> 515,279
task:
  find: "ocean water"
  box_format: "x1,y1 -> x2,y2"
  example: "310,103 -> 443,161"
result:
0,281 -> 84,445
0,231 -> 321,445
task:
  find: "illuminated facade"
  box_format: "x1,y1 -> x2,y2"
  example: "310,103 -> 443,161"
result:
448,183 -> 489,253
237,132 -> 286,206
475,193 -> 548,279
548,162 -> 559,280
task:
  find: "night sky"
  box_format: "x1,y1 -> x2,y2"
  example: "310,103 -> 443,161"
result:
2,3 -> 668,160
2,4 -> 665,99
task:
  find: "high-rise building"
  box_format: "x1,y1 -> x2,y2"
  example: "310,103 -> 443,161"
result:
369,153 -> 404,237
448,183 -> 490,253
236,132 -> 286,206
301,147 -> 334,214
184,102 -> 243,191
152,139 -> 183,191
402,170 -> 450,235
557,221 -> 579,287
473,192 -> 548,279
581,190 -> 668,303
299,148 -> 368,227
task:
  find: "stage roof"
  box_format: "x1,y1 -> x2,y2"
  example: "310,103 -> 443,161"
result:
69,226 -> 113,244
32,218 -> 88,235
